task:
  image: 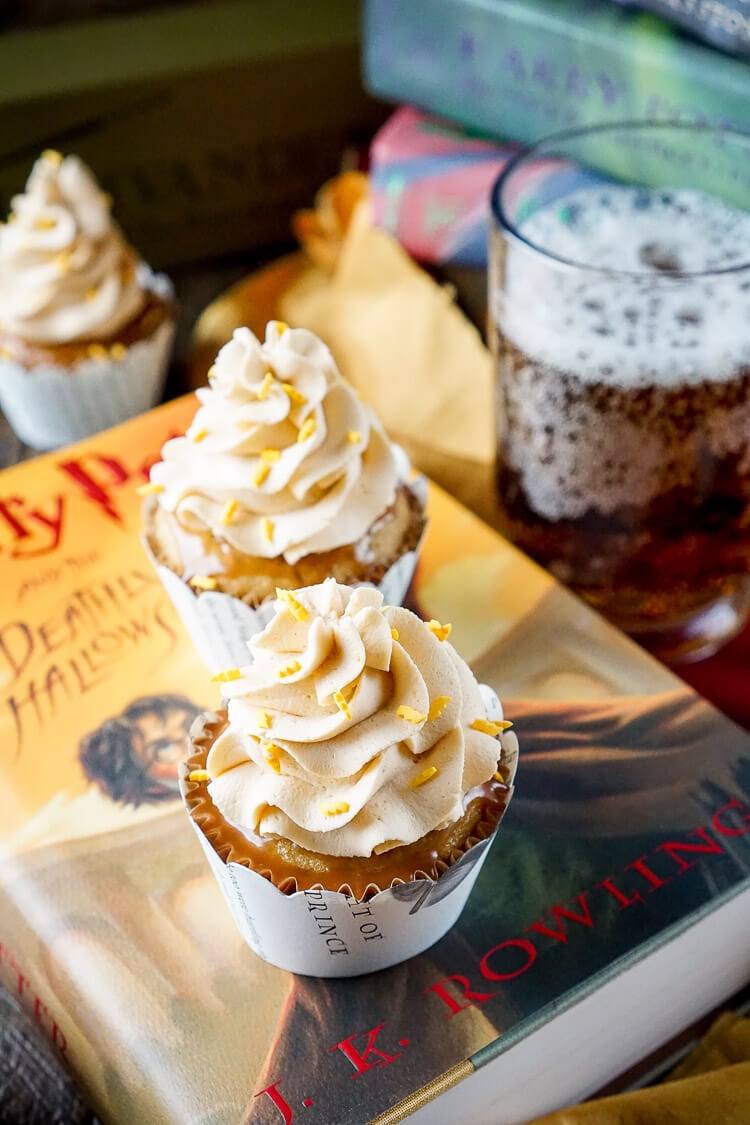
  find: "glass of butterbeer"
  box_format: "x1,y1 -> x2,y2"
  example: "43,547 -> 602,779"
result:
490,122 -> 750,663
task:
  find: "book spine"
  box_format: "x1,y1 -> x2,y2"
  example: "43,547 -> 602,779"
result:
609,0 -> 750,59
362,0 -> 750,146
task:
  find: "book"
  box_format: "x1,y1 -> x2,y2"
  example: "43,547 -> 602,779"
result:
610,0 -> 750,60
0,0 -> 385,268
0,395 -> 749,1124
369,105 -> 519,268
362,0 -> 750,149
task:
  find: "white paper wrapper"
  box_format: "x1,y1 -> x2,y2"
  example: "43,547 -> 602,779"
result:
180,685 -> 518,977
146,463 -> 428,675
0,270 -> 175,450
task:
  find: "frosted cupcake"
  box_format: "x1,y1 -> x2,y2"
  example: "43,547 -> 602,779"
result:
0,149 -> 174,449
142,322 -> 426,672
181,579 -> 517,976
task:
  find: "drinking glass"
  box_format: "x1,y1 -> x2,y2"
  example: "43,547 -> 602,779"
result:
489,121 -> 750,663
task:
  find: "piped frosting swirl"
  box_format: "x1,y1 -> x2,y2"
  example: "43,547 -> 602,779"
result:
205,579 -> 505,857
149,323 -> 399,564
0,150 -> 145,343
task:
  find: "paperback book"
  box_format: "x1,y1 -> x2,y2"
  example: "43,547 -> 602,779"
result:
362,0 -> 750,148
611,0 -> 750,59
0,396 -> 748,1124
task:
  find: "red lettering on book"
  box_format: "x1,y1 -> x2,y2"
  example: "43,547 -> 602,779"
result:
626,856 -> 671,890
0,495 -> 65,557
58,454 -> 131,522
713,799 -> 750,836
526,893 -> 594,943
254,1079 -> 294,1124
330,1022 -> 403,1075
480,938 -> 537,981
656,827 -> 725,873
423,975 -> 496,1016
597,876 -> 645,908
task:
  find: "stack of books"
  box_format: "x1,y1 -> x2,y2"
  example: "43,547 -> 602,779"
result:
362,0 -> 750,269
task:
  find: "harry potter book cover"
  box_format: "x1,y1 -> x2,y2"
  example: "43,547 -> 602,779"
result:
0,396 -> 748,1124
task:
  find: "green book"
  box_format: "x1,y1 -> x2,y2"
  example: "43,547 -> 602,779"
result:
362,0 -> 750,145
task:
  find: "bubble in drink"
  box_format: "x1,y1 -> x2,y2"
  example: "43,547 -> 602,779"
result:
492,185 -> 750,628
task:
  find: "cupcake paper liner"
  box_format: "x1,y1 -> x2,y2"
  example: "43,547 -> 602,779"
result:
147,465 -> 428,675
180,685 -> 518,978
0,270 -> 175,450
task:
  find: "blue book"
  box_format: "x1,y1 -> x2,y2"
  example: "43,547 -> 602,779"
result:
611,0 -> 750,60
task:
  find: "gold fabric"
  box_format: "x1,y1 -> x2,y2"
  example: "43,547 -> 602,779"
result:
530,1012 -> 750,1124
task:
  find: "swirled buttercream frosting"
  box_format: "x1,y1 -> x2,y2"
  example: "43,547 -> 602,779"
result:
205,579 -> 506,857
149,323 -> 400,564
0,150 -> 146,344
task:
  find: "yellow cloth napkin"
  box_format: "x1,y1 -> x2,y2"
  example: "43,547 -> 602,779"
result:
530,1011 -> 750,1124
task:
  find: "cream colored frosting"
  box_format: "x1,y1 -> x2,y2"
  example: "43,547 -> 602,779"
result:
0,150 -> 145,343
149,323 -> 399,564
206,580 -> 506,857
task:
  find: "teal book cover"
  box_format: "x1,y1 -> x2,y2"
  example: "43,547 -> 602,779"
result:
0,398 -> 748,1123
362,0 -> 750,146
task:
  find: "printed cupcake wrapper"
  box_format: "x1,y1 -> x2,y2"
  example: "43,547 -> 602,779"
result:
0,270 -> 175,450
180,685 -> 518,978
146,463 -> 428,675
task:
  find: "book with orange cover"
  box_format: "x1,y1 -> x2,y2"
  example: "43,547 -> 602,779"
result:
1,396 -> 749,1125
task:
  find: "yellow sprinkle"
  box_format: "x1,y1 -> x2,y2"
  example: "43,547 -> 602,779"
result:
190,575 -> 217,591
109,342 -> 127,360
398,705 -> 426,724
470,718 -> 513,736
257,710 -> 272,730
35,216 -> 56,230
334,690 -> 352,720
297,416 -> 316,443
276,588 -> 310,622
409,766 -> 439,789
261,447 -> 281,462
278,660 -> 301,679
42,149 -> 63,167
428,695 -> 451,721
263,743 -> 282,773
256,372 -> 276,400
321,800 -> 350,817
493,771 -> 505,783
274,320 -> 288,333
190,428 -> 208,443
87,343 -> 108,360
135,481 -> 164,495
85,286 -> 98,301
210,668 -> 242,683
53,250 -> 72,273
207,364 -> 217,381
220,499 -> 239,525
253,461 -> 270,486
347,430 -> 362,444
391,628 -> 399,641
187,769 -> 210,782
427,619 -> 452,642
262,518 -> 274,542
280,382 -> 307,406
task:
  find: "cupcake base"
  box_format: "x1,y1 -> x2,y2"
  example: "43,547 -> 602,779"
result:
0,271 -> 174,450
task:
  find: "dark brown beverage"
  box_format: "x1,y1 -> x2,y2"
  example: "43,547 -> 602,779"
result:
491,179 -> 750,658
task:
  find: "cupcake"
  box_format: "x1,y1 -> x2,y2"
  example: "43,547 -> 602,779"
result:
0,149 -> 175,449
142,322 -> 426,672
181,579 -> 518,976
